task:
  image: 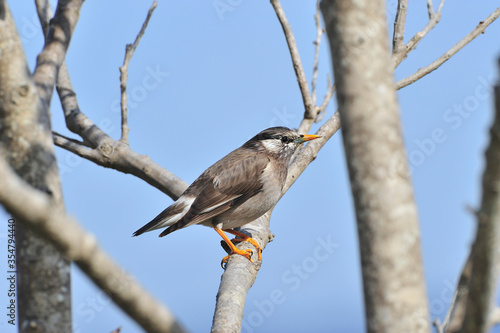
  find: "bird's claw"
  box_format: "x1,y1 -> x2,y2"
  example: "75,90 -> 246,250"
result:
229,234 -> 263,261
220,249 -> 253,269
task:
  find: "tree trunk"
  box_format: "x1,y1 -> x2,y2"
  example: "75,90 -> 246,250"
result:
321,0 -> 431,332
0,2 -> 71,332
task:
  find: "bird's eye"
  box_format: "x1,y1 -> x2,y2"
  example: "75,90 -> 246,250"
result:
281,136 -> 289,143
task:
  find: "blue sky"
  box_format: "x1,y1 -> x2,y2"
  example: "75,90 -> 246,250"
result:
1,1 -> 500,332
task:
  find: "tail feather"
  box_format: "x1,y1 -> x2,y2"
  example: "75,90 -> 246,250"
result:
133,196 -> 194,237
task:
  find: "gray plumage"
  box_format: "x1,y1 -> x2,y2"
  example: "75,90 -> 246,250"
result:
133,126 -> 319,239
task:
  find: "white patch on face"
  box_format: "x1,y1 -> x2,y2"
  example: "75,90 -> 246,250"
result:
261,139 -> 285,154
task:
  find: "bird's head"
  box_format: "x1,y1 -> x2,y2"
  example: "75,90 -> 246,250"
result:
243,126 -> 320,160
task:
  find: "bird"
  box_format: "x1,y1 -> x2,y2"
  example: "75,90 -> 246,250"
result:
133,126 -> 320,265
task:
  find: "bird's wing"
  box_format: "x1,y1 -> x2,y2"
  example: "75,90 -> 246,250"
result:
159,152 -> 270,237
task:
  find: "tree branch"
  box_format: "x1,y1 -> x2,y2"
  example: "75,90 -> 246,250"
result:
456,58 -> 500,333
445,248 -> 475,332
56,47 -> 187,200
32,0 -> 84,110
34,0 -> 187,200
119,1 -> 158,144
311,0 -> 323,106
315,79 -> 335,123
396,6 -> 500,89
0,154 -> 187,333
211,213 -> 273,332
270,0 -> 315,122
392,0 -> 409,56
392,0 -> 445,68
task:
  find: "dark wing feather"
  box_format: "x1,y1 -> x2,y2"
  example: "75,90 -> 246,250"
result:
159,150 -> 270,237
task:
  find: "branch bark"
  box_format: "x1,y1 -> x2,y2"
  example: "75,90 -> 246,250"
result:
0,155 -> 188,333
33,0 -> 83,110
321,1 -> 430,332
392,0 -> 408,56
455,58 -> 500,333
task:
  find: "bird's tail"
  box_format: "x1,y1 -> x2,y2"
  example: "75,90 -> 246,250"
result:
133,198 -> 193,236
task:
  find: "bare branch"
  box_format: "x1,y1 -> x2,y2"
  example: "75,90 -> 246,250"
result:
315,79 -> 335,123
392,0 -> 409,56
32,0 -> 84,110
34,0 -> 51,34
53,40 -> 188,201
392,0 -> 445,68
53,132 -> 100,158
311,0 -> 323,105
285,111 -> 340,194
0,155 -> 187,333
426,0 -> 434,19
457,58 -> 500,333
396,7 -> 500,89
445,238 -> 475,332
119,1 -> 158,144
270,0 -> 315,121
211,213 -> 272,332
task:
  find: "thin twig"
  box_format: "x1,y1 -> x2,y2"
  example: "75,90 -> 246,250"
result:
392,0 -> 445,67
311,0 -> 323,105
120,1 -> 158,144
316,78 -> 335,123
270,0 -> 315,120
396,6 -> 500,89
392,0 -> 409,56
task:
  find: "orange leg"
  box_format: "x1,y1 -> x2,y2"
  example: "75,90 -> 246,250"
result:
224,229 -> 262,261
214,228 -> 253,265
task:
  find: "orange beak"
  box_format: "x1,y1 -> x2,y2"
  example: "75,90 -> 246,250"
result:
295,134 -> 321,144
